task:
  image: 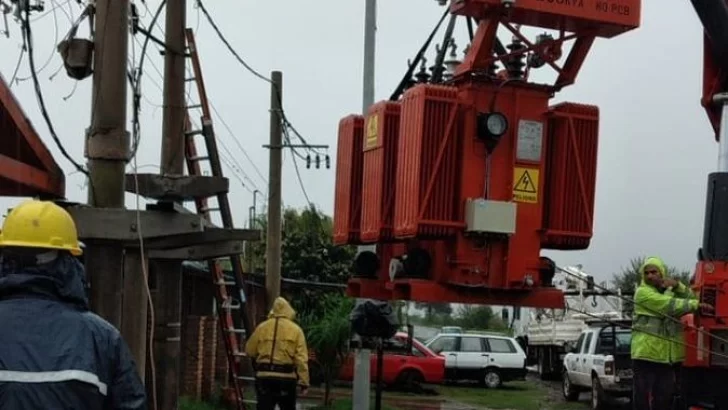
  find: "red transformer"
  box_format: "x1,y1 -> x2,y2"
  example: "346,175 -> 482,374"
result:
334,0 -> 640,308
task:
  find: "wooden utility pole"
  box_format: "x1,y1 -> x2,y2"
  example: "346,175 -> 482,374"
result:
153,0 -> 187,408
265,71 -> 283,309
84,0 -> 129,329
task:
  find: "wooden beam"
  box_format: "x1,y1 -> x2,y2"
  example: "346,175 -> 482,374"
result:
64,206 -> 205,241
124,173 -> 228,201
142,228 -> 261,249
148,240 -> 243,260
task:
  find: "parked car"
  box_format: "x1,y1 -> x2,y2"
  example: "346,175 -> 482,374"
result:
309,332 -> 445,389
562,321 -> 632,409
425,332 -> 527,388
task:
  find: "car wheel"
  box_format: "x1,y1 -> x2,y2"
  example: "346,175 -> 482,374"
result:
562,371 -> 579,401
483,368 -> 502,388
395,369 -> 425,392
591,375 -> 607,410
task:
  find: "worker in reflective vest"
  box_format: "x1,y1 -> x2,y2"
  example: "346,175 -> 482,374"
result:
631,256 -> 712,410
246,297 -> 309,410
0,200 -> 146,409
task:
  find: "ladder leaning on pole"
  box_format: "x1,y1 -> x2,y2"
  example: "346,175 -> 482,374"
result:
182,28 -> 256,410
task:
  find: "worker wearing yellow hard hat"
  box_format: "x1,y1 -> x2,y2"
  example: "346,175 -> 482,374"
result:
0,199 -> 147,409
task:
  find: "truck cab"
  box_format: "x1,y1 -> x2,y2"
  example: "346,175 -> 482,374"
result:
561,320 -> 632,409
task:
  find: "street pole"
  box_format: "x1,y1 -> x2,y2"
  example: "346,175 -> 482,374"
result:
266,71 -> 283,310
153,0 -> 186,408
353,1 -> 376,409
85,0 -> 129,330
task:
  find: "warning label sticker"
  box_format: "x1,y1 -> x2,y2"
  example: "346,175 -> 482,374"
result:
513,167 -> 539,203
365,114 -> 378,149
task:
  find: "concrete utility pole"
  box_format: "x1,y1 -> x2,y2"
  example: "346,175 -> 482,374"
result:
353,1 -> 376,409
85,0 -> 129,329
153,0 -> 187,408
266,71 -> 283,309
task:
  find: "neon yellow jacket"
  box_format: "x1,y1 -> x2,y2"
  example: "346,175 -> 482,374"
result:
631,257 -> 698,364
245,297 -> 310,386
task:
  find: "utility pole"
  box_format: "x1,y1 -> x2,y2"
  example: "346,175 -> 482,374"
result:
353,1 -> 376,409
153,0 -> 186,408
85,0 -> 129,329
266,71 -> 283,309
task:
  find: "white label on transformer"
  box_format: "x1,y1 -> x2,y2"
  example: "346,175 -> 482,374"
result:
517,120 -> 543,162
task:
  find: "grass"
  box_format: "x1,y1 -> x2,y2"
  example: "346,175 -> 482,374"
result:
308,398 -> 398,410
435,382 -> 586,410
179,380 -> 589,410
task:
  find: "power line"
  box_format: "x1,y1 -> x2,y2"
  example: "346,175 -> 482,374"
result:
22,4 -> 87,176
194,0 -> 327,157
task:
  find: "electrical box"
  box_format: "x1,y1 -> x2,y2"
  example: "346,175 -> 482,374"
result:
464,198 -> 516,234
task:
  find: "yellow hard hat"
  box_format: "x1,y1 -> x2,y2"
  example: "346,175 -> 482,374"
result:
0,200 -> 82,256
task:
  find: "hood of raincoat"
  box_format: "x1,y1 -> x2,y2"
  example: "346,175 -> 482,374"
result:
639,256 -> 667,287
268,296 -> 296,320
0,252 -> 89,310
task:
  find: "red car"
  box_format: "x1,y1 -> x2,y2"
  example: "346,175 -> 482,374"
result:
309,332 -> 445,389
335,332 -> 445,388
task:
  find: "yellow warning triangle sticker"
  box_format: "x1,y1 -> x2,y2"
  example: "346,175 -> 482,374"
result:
514,170 -> 537,193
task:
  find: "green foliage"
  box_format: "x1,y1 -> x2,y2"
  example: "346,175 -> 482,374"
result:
299,294 -> 354,407
612,256 -> 692,294
414,302 -> 452,322
248,205 -> 356,283
409,303 -> 507,332
244,205 -> 356,320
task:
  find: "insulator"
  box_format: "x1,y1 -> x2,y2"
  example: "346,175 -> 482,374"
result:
506,38 -> 527,79
315,154 -> 321,169
415,58 -> 430,83
306,154 -> 311,169
325,154 -> 330,169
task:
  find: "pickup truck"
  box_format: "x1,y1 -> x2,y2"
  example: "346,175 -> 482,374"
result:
561,320 -> 632,409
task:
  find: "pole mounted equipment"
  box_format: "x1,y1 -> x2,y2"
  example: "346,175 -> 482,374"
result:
332,0 -> 641,308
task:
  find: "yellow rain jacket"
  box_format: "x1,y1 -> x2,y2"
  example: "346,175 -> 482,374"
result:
631,256 -> 698,364
245,297 -> 309,386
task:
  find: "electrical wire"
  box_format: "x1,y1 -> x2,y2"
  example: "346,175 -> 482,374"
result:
131,154 -> 158,410
564,305 -> 728,363
8,47 -> 25,88
556,266 -> 728,351
283,126 -> 312,206
195,0 -> 325,157
16,0 -> 61,83
21,4 -> 87,176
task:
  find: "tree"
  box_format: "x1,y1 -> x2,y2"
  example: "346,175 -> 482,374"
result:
245,205 -> 357,319
247,205 -> 356,284
612,256 -> 692,293
456,305 -> 507,331
414,302 -> 452,322
299,294 -> 354,407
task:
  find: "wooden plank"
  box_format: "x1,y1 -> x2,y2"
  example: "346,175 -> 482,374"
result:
142,228 -> 261,249
121,250 -> 149,379
148,240 -> 244,260
125,173 -> 229,201
65,206 -> 205,241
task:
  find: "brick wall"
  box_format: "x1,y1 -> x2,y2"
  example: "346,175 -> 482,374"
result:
181,316 -> 223,400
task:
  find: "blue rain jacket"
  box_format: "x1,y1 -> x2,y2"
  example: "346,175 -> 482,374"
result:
0,253 -> 147,409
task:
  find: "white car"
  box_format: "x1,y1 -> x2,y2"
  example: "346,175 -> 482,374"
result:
425,332 -> 528,388
562,322 -> 633,409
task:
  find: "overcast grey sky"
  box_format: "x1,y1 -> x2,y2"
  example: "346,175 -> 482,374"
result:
0,0 -> 715,284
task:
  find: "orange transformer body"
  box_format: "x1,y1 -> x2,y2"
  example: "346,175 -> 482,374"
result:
333,115 -> 365,245
332,0 -> 640,307
361,101 -> 401,243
